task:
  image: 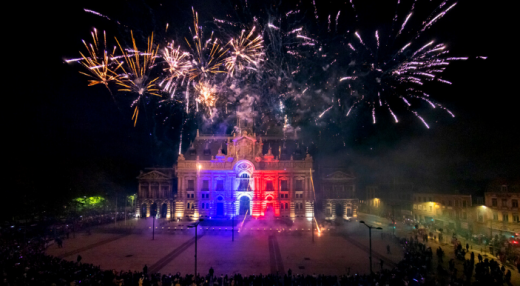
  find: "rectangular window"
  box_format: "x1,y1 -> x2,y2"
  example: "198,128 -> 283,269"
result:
502,199 -> 508,207
492,198 -> 497,207
513,200 -> 519,208
493,213 -> 498,220
448,200 -> 452,206
455,200 -> 459,207
187,180 -> 194,191
201,203 -> 205,209
265,181 -> 274,191
281,180 -> 288,191
512,214 -> 519,222
429,197 -> 432,202
462,201 -> 467,208
202,180 -> 209,191
503,214 -> 508,222
429,206 -> 433,212
216,180 -> 224,191
295,180 -> 303,191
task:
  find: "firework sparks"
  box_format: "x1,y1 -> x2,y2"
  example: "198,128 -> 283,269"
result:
185,9 -> 228,81
115,31 -> 161,126
161,41 -> 192,97
70,0 -> 477,132
76,29 -> 123,90
225,27 -> 264,76
194,81 -> 217,117
333,0 -> 467,128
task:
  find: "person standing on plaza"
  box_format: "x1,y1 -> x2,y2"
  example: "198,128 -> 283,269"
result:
380,259 -> 384,271
143,265 -> 148,276
505,270 -> 511,284
209,267 -> 214,277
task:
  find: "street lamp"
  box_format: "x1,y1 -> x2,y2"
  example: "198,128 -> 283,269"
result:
359,220 -> 383,274
150,203 -> 158,240
232,199 -> 236,242
187,219 -> 204,277
311,201 -> 315,243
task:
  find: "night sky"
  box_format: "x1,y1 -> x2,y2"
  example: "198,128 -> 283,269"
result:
9,0 -> 518,209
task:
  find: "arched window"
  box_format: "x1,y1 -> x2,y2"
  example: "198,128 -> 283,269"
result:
187,203 -> 190,209
281,204 -> 284,210
285,203 -> 288,209
238,173 -> 251,191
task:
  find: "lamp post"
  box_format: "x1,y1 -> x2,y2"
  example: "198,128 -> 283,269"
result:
188,219 -> 204,277
359,220 -> 383,274
311,201 -> 315,243
150,203 -> 157,240
232,199 -> 237,242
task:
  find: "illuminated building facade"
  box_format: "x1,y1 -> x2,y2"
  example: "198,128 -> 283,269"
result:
174,118 -> 314,219
320,170 -> 358,220
413,193 -> 474,232
136,168 -> 175,218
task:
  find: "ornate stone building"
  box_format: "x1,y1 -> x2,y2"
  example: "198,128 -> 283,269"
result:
136,168 -> 175,218
137,118 -> 315,220
320,170 -> 358,220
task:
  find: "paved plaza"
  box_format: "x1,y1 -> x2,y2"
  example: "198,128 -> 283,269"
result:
46,217 -> 403,276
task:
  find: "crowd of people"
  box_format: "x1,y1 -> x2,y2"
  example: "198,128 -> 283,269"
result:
1,226 -> 518,286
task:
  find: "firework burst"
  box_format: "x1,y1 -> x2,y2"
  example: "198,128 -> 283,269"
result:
194,81 -> 217,117
161,41 -> 192,97
185,9 -> 228,81
77,29 -> 123,91
115,31 -> 161,126
225,26 -> 264,77
324,0 -> 478,128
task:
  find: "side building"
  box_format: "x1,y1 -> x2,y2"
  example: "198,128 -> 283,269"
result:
479,180 -> 520,236
136,168 -> 176,219
412,192 -> 474,234
320,170 -> 357,220
365,181 -> 414,219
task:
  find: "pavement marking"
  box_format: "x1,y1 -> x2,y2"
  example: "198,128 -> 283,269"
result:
148,234 -> 205,274
341,234 -> 397,269
268,235 -> 285,275
57,234 -> 129,259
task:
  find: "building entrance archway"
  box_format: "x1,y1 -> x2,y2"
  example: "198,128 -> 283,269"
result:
335,203 -> 344,218
141,204 -> 147,218
239,196 -> 250,215
216,202 -> 224,216
161,203 -> 168,218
